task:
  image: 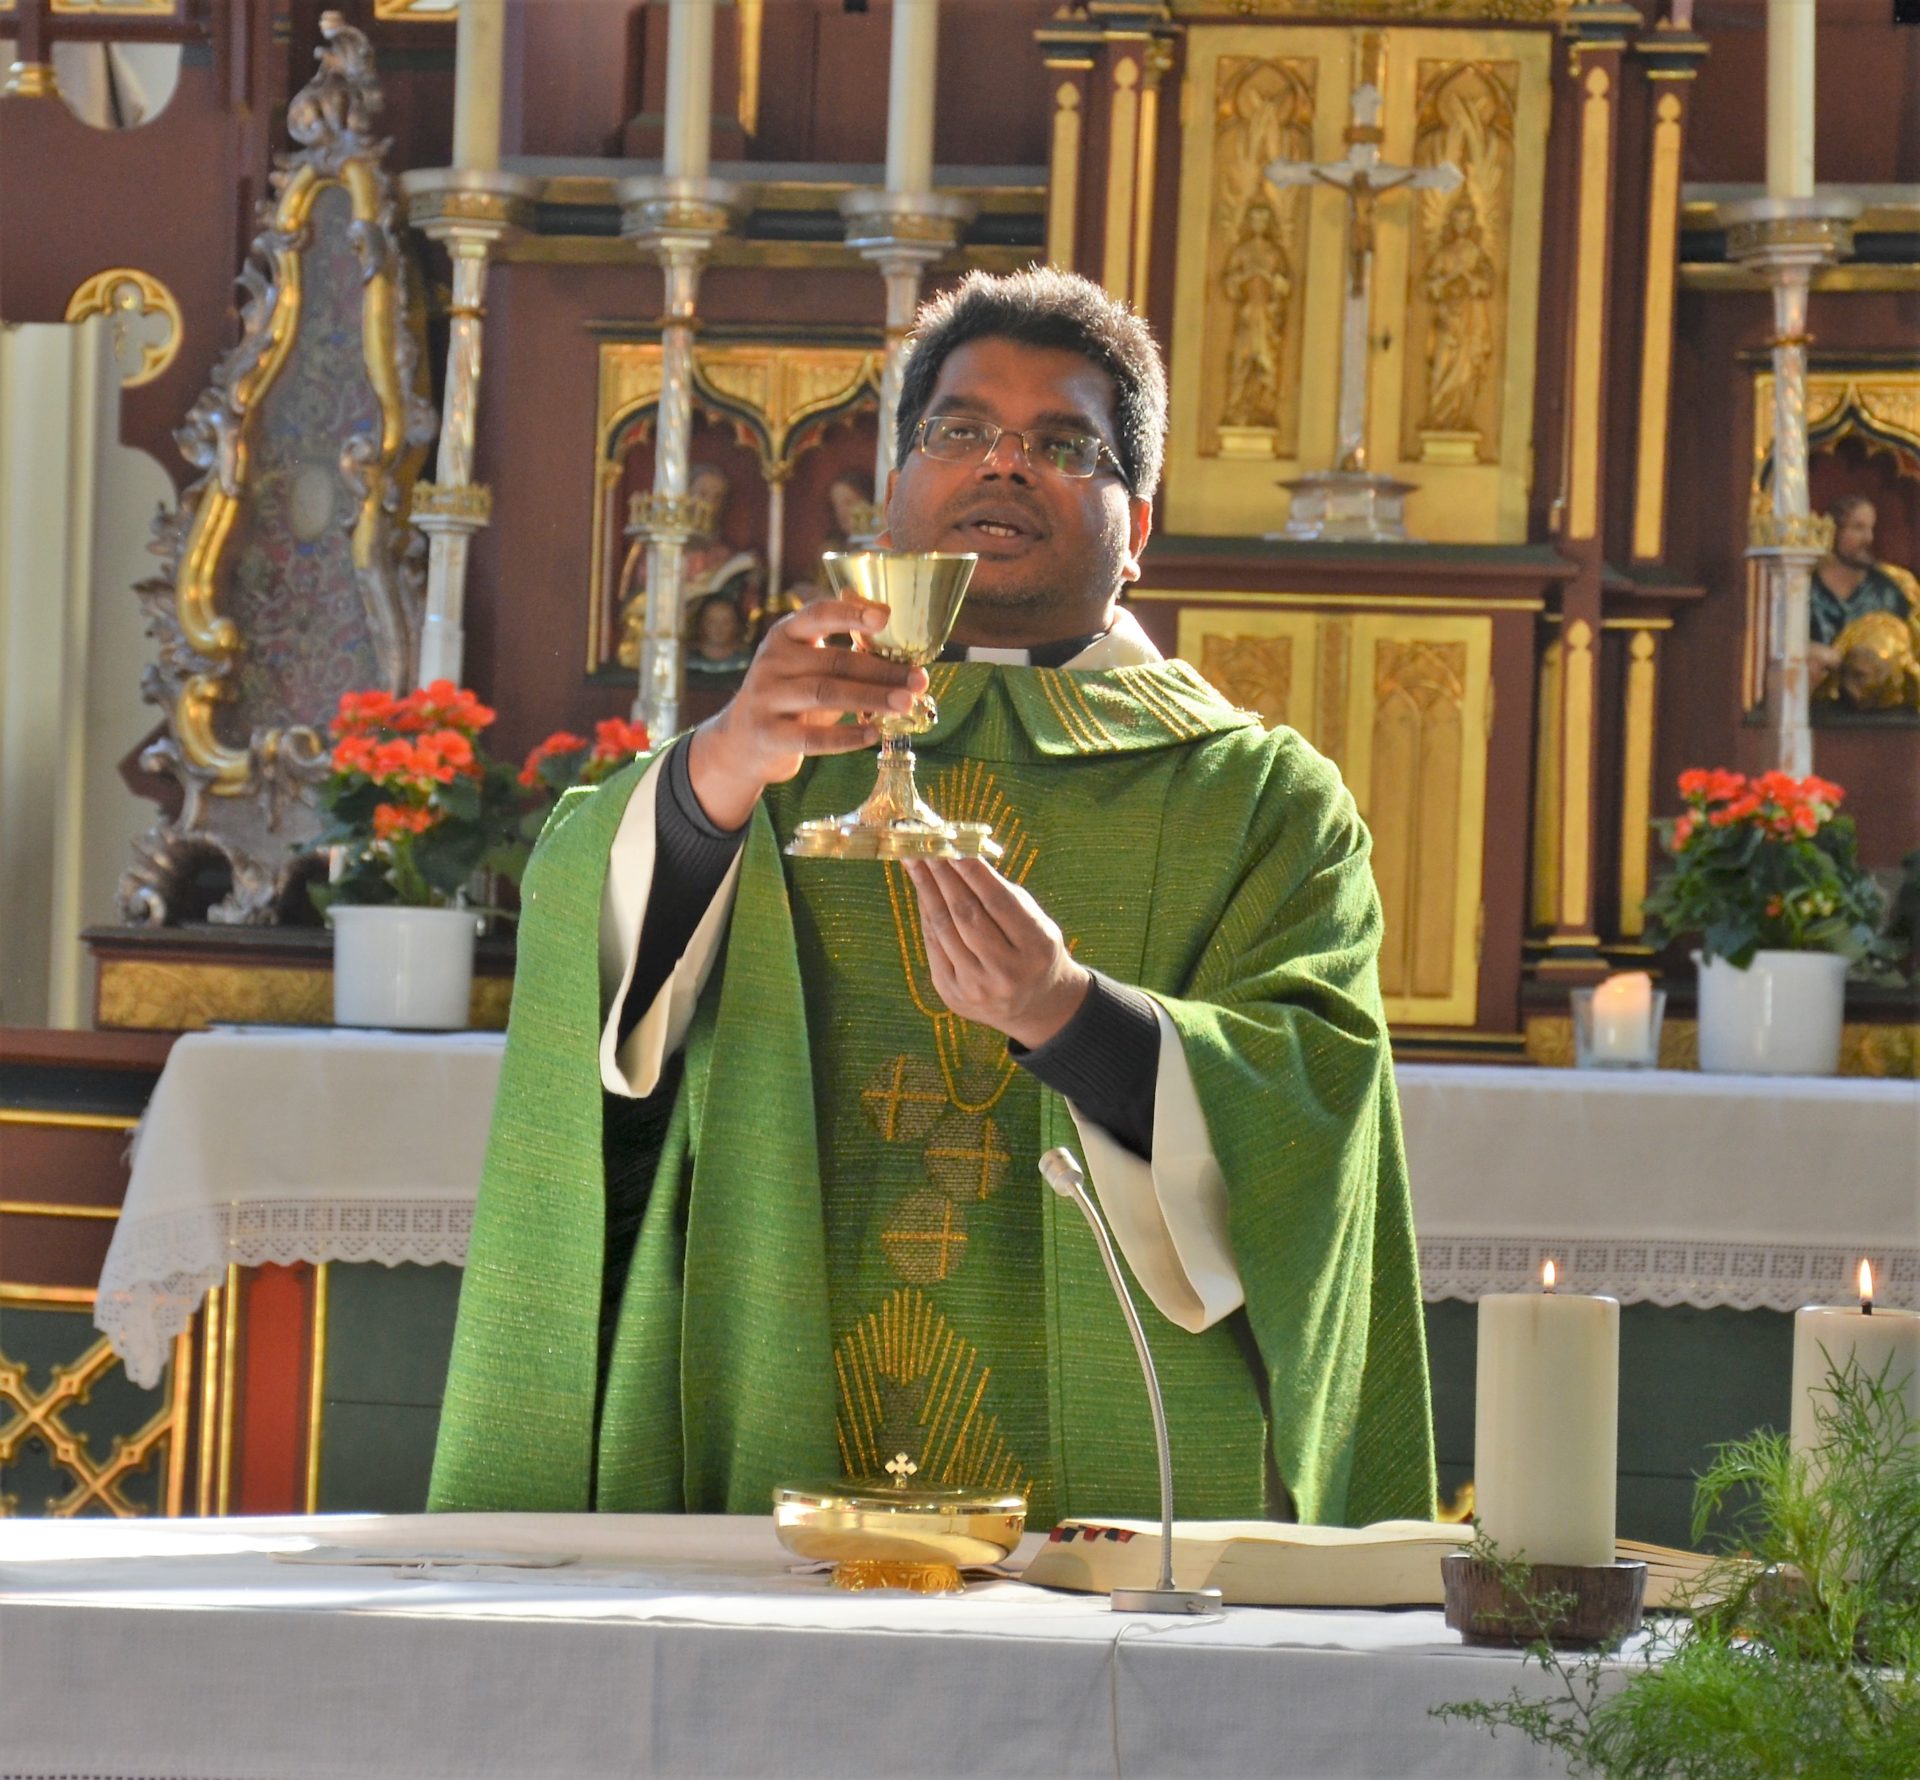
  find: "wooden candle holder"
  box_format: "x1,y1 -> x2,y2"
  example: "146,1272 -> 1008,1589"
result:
1442,1553 -> 1648,1648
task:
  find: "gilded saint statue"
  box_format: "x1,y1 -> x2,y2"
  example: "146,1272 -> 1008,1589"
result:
1421,191 -> 1497,436
1220,201 -> 1293,430
1808,495 -> 1920,712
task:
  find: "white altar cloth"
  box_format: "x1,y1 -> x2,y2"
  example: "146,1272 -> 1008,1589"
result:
0,1513 -> 1582,1779
96,1029 -> 1919,1385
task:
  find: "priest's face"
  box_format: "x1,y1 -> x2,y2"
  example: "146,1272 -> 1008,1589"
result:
884,338 -> 1152,646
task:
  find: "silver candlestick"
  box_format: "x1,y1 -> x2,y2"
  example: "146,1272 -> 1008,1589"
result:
1038,1147 -> 1223,1615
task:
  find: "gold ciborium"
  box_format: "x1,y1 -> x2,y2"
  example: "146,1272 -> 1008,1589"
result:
785,551 -> 1002,861
773,1462 -> 1027,1594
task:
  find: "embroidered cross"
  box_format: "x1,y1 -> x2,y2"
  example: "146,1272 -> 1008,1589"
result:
924,1120 -> 1012,1201
886,1452 -> 918,1486
862,1054 -> 949,1143
883,1198 -> 969,1280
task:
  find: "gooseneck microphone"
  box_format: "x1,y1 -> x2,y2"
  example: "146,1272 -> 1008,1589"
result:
1039,1147 -> 1223,1615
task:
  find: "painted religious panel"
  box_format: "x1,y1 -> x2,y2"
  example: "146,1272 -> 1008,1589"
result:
589,342 -> 884,682
1164,24 -> 1547,545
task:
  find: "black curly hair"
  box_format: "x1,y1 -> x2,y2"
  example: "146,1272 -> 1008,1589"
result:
892,267 -> 1169,499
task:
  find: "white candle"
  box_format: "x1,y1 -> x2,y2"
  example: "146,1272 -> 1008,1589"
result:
451,0 -> 506,173
1766,0 -> 1815,200
664,0 -> 718,183
885,0 -> 940,195
1475,1264 -> 1620,1566
1790,1262 -> 1920,1459
1588,972 -> 1654,1064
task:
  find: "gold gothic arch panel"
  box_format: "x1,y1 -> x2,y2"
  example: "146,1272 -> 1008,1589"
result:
588,341 -> 883,676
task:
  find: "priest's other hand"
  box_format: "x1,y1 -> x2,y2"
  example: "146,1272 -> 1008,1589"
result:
906,857 -> 1091,1050
687,599 -> 929,830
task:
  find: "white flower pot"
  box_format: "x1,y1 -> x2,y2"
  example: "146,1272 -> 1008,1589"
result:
329,905 -> 478,1031
1694,948 -> 1848,1077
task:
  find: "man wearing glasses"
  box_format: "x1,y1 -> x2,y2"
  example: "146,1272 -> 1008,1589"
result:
434,269 -> 1432,1534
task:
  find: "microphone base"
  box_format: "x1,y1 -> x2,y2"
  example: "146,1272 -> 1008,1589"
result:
1110,1585 -> 1224,1615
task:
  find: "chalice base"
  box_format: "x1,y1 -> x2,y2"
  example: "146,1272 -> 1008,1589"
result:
830,1559 -> 965,1594
785,730 -> 1001,862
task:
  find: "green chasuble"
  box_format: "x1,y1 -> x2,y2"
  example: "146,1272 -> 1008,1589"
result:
429,660 -> 1435,1528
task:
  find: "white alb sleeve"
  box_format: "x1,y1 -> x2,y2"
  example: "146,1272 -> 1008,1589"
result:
596,755 -> 744,1098
1064,1000 -> 1245,1332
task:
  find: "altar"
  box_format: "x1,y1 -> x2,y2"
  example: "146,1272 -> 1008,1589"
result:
87,1027 -> 1920,1532
0,1511 -> 1590,1779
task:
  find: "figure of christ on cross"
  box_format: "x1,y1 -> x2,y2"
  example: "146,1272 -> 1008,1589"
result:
1264,83 -> 1460,474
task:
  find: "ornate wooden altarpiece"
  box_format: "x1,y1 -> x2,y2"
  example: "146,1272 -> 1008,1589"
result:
1019,0 -> 1646,1049
119,15 -> 435,928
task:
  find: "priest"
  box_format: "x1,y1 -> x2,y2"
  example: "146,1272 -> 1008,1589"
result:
430,268 -> 1435,1530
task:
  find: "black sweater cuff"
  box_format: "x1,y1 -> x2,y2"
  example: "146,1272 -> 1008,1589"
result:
1009,971 -> 1160,1160
615,741 -> 748,1044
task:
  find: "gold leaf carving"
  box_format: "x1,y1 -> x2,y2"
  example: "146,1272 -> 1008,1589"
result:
1370,640 -> 1468,1002
1402,60 -> 1518,465
1199,633 -> 1293,726
1201,56 -> 1316,459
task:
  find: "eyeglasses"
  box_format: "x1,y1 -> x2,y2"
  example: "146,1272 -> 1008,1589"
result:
913,414 -> 1130,489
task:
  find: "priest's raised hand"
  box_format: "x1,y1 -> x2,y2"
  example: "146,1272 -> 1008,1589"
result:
904,855 -> 1091,1048
684,597 -> 928,831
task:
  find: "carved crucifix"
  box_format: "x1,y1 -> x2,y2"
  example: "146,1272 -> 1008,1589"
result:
1265,84 -> 1461,475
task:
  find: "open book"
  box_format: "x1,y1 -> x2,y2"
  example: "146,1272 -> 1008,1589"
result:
1022,1519 -> 1721,1610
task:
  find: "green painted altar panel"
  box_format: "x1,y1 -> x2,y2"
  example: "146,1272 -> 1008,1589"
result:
315,1267 -> 1798,1549
314,1263 -> 460,1515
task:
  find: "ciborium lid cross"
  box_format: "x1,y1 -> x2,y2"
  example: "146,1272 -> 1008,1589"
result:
1263,83 -> 1461,475
886,1452 -> 919,1488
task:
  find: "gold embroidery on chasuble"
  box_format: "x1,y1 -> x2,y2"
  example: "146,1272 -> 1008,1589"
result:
799,760 -> 1057,1509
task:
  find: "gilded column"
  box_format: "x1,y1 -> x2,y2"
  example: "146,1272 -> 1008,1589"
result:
1034,12 -> 1099,277
617,0 -> 739,737
1629,21 -> 1707,564
1537,3 -> 1637,970
1720,0 -> 1858,776
1070,4 -> 1175,308
1615,625 -> 1661,938
2,0 -> 60,100
401,172 -> 539,688
617,178 -> 742,736
1723,201 -> 1857,777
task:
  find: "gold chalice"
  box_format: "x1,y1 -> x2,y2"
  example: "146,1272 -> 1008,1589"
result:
784,550 -> 1002,861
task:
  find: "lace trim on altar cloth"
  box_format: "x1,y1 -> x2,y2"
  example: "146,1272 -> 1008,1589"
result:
1419,1236 -> 1919,1314
94,1200 -> 473,1389
93,1206 -> 1917,1390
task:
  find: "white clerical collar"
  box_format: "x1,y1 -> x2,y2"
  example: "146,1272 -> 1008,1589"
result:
943,607 -> 1163,670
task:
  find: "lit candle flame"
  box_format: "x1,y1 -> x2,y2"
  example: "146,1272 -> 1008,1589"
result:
1542,1258 -> 1558,1293
1859,1258 -> 1875,1314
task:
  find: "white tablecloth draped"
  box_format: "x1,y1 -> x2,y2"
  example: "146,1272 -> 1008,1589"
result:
97,1029 -> 1919,1384
96,1027 -> 503,1386
1397,1064 -> 1919,1311
0,1513 -> 1582,1779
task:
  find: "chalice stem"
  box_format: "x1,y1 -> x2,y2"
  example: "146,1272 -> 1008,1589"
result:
855,731 -> 940,830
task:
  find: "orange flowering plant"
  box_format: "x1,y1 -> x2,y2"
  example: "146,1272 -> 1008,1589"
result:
1642,768 -> 1901,975
315,683 -> 528,909
518,717 -> 652,800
